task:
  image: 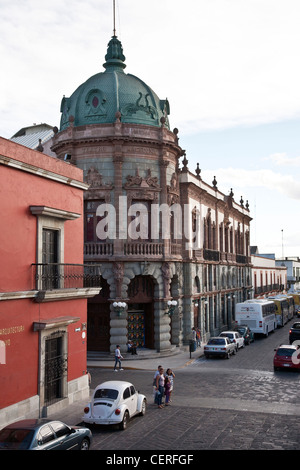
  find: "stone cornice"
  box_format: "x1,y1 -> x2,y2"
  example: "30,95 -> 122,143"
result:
180,179 -> 252,223
0,288 -> 101,302
51,123 -> 182,156
0,154 -> 89,190
30,205 -> 81,220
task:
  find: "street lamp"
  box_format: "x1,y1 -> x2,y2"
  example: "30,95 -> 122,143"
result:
113,301 -> 127,316
165,300 -> 178,316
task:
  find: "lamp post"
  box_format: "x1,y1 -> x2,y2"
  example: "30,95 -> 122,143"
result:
165,300 -> 178,316
113,301 -> 127,316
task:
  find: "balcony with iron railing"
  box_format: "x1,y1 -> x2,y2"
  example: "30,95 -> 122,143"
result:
32,263 -> 102,291
203,249 -> 220,262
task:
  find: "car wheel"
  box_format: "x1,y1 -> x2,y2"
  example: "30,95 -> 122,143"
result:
140,399 -> 146,416
80,438 -> 90,450
119,411 -> 129,430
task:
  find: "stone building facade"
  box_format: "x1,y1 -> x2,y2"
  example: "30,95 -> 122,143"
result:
51,35 -> 252,354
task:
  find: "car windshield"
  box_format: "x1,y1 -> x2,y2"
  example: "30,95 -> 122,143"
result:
220,333 -> 233,338
237,327 -> 246,334
276,348 -> 294,357
292,323 -> 300,329
0,428 -> 34,449
94,388 -> 119,400
208,338 -> 225,345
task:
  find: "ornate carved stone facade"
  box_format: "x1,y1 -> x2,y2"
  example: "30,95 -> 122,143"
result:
51,35 -> 252,354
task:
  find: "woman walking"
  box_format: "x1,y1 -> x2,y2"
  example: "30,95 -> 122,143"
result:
113,345 -> 123,371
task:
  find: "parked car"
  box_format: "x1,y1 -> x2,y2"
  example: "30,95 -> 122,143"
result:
219,331 -> 245,350
204,337 -> 236,359
0,419 -> 92,450
289,322 -> 300,344
273,344 -> 300,371
234,324 -> 255,345
83,380 -> 146,430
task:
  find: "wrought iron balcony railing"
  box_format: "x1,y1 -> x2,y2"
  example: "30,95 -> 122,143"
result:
32,263 -> 102,291
203,249 -> 220,262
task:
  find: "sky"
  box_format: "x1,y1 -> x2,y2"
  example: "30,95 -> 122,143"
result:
1,0 -> 300,258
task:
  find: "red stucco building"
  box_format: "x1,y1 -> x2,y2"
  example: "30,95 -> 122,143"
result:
0,137 -> 100,427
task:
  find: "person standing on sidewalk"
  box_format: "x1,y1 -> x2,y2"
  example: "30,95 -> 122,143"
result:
196,328 -> 201,347
192,327 -> 197,350
164,376 -> 171,405
153,365 -> 162,403
113,345 -> 123,371
155,367 -> 165,408
166,368 -> 175,402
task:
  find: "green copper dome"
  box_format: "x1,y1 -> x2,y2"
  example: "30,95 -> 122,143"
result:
59,36 -> 170,131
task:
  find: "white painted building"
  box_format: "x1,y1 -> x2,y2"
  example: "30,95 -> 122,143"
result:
251,247 -> 287,297
276,257 -> 300,292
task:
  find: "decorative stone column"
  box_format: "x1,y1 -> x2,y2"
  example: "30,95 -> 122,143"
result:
182,262 -> 194,344
109,262 -> 128,354
113,149 -> 124,256
154,298 -> 171,352
110,304 -> 128,355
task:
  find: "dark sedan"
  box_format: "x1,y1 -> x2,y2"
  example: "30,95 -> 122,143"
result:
289,322 -> 300,344
234,324 -> 255,345
0,419 -> 92,450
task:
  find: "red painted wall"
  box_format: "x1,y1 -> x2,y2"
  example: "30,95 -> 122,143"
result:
0,138 -> 88,409
0,141 -> 84,293
0,298 -> 87,408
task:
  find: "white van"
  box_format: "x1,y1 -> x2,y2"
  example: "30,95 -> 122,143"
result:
235,301 -> 276,337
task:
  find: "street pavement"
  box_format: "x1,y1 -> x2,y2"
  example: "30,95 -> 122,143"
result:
50,337 -> 300,452
51,344 -> 202,425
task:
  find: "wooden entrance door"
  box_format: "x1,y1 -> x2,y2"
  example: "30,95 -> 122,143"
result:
128,275 -> 155,349
127,303 -> 154,349
87,303 -> 110,351
87,279 -> 110,352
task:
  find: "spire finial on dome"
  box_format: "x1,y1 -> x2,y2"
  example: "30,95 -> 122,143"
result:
103,35 -> 126,70
113,0 -> 116,37
103,0 -> 126,70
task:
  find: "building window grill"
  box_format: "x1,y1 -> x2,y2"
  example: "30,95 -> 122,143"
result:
44,333 -> 67,406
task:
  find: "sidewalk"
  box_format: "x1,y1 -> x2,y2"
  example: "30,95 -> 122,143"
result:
87,343 -> 205,371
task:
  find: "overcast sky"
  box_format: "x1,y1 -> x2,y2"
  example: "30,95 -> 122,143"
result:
1,0 -> 300,258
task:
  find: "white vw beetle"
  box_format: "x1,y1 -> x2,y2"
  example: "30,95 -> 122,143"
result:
82,381 -> 146,430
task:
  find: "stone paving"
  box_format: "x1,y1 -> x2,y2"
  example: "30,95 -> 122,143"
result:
51,323 -> 300,451
52,364 -> 300,451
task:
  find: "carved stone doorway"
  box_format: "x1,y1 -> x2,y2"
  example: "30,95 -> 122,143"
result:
128,276 -> 155,349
